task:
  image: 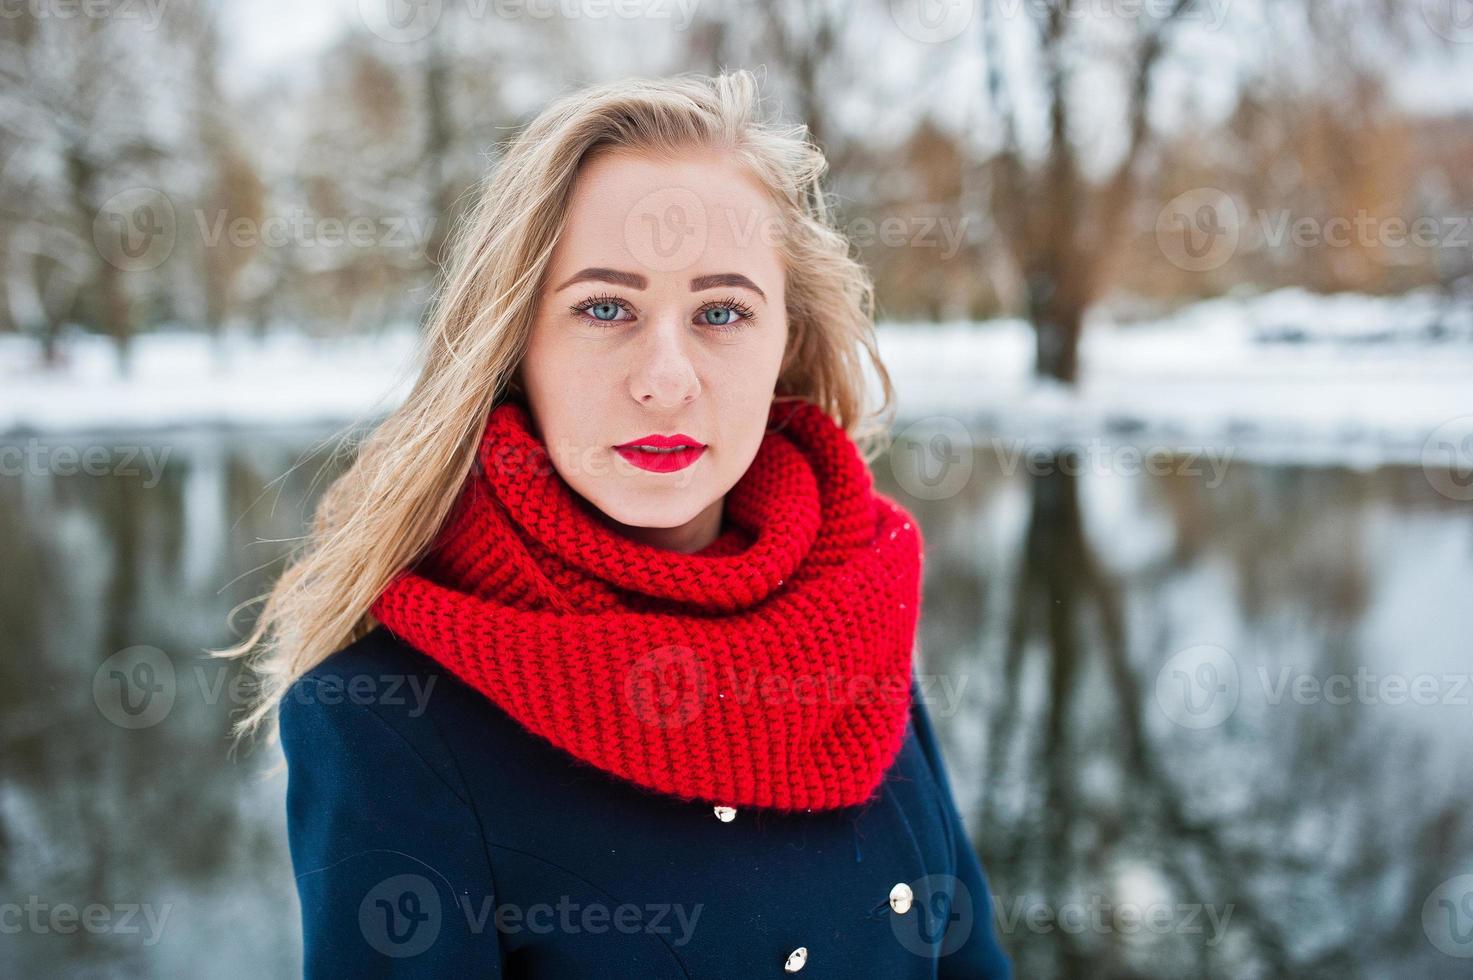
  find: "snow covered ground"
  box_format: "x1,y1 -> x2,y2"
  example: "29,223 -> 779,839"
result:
0,327 -> 422,435
878,287 -> 1473,467
3,287 -> 1471,467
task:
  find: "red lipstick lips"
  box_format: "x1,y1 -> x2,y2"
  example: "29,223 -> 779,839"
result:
613,433 -> 707,473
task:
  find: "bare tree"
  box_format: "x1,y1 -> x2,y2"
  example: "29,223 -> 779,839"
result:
980,0 -> 1197,383
0,6 -> 186,371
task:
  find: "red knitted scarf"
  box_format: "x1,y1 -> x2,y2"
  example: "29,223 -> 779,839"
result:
369,396 -> 924,812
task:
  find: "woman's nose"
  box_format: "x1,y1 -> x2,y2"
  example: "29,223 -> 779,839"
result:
627,313 -> 700,408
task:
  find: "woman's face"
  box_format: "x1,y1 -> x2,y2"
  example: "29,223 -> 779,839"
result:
518,148 -> 789,553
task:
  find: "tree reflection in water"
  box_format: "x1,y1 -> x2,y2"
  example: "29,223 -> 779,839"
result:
886,440 -> 1473,980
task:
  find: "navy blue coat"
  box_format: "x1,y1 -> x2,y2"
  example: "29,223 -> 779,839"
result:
279,625 -> 1013,978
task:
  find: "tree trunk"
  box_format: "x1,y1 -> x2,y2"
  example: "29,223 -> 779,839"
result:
1033,310 -> 1082,385
1026,272 -> 1084,384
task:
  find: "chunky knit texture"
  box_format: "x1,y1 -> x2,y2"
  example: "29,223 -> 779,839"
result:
369,396 -> 925,812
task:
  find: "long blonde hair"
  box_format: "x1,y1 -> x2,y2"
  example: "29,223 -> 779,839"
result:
212,68 -> 897,743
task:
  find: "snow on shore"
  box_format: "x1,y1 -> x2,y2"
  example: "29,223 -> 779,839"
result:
878,287 -> 1473,467
0,327 -> 421,435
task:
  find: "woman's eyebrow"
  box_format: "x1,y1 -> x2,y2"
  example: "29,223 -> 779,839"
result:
555,267 -> 767,302
690,273 -> 766,301
555,268 -> 648,291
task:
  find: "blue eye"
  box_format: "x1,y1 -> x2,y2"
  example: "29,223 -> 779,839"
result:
570,293 -> 632,325
694,296 -> 756,331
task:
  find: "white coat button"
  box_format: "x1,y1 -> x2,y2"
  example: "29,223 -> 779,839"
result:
783,946 -> 808,972
713,805 -> 737,822
889,882 -> 914,914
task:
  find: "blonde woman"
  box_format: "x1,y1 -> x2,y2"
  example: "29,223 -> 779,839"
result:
221,69 -> 1012,978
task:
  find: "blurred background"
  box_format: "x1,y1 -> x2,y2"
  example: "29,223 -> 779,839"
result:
3,0 -> 1472,977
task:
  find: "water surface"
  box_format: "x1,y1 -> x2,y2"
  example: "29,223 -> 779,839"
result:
3,424 -> 1471,978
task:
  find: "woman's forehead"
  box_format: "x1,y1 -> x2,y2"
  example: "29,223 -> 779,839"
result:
558,150 -> 785,267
